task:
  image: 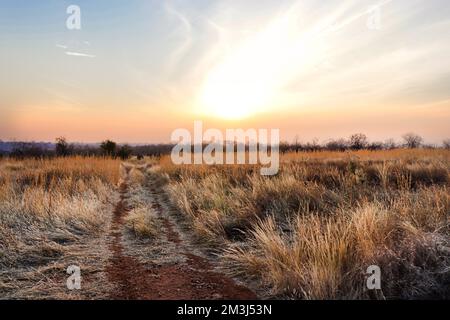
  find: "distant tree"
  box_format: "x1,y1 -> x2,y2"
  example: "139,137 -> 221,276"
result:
100,140 -> 117,157
293,135 -> 303,153
304,138 -> 320,152
325,138 -> 348,151
281,141 -> 289,153
422,143 -> 437,149
11,142 -> 48,159
278,141 -> 291,154
368,141 -> 383,151
349,133 -> 368,150
55,137 -> 71,157
443,139 -> 450,150
132,144 -> 175,157
383,138 -> 397,150
67,144 -> 95,157
117,144 -> 133,160
402,133 -> 423,149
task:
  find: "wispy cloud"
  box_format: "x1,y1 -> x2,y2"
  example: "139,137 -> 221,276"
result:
164,3 -> 193,73
65,51 -> 96,58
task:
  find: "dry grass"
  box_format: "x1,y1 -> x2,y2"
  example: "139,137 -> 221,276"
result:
158,149 -> 450,299
122,163 -> 162,239
1,151 -> 448,299
124,206 -> 159,239
0,157 -> 120,298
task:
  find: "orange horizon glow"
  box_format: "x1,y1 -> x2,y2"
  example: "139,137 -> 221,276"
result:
1,1 -> 449,143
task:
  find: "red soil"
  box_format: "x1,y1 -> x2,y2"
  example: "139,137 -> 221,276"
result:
105,183 -> 257,300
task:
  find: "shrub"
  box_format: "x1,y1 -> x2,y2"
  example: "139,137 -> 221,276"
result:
100,140 -> 117,157
117,144 -> 133,160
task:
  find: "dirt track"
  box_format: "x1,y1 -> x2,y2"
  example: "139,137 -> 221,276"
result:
105,171 -> 257,300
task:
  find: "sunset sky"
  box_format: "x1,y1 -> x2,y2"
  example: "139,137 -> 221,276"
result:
1,0 -> 449,143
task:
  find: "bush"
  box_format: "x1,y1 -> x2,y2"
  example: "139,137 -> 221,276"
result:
100,140 -> 117,157
117,145 -> 133,160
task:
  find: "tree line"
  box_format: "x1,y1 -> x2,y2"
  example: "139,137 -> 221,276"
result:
1,138 -> 173,159
1,133 -> 449,159
280,132 -> 443,153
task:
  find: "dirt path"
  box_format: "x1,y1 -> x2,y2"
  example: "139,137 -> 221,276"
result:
105,167 -> 257,300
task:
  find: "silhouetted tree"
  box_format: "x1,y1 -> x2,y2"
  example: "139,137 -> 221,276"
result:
402,133 -> 423,149
325,138 -> 348,151
349,133 -> 368,150
132,144 -> 175,156
304,138 -> 321,152
100,140 -> 117,157
117,144 -> 133,160
55,137 -> 71,157
383,138 -> 397,150
368,141 -> 383,151
10,142 -> 48,159
292,135 -> 303,153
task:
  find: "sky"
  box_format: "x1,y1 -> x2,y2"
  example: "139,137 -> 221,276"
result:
0,0 -> 449,143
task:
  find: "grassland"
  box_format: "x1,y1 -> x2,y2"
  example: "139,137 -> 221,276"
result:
157,149 -> 450,299
0,150 -> 448,299
0,157 -> 120,298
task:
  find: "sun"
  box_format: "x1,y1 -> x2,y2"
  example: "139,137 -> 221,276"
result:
200,53 -> 274,120
200,66 -> 272,120
199,25 -> 284,120
198,10 -> 324,120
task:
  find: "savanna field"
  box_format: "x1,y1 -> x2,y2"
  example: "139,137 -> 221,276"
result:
0,149 -> 449,299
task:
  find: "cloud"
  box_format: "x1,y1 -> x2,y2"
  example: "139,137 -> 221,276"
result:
65,51 -> 96,58
164,3 -> 193,72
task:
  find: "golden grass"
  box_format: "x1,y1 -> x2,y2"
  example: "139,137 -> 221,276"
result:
1,151 -> 448,299
281,148 -> 450,162
0,157 -> 120,269
159,149 -> 450,299
125,206 -> 159,239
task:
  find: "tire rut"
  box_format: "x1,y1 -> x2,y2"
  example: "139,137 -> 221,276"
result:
105,174 -> 257,300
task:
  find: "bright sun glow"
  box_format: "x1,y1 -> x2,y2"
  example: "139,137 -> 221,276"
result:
200,3 -> 329,120
200,66 -> 272,120
200,43 -> 277,119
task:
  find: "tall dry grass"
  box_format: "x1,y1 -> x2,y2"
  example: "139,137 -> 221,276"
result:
160,149 -> 450,299
0,157 -> 120,269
